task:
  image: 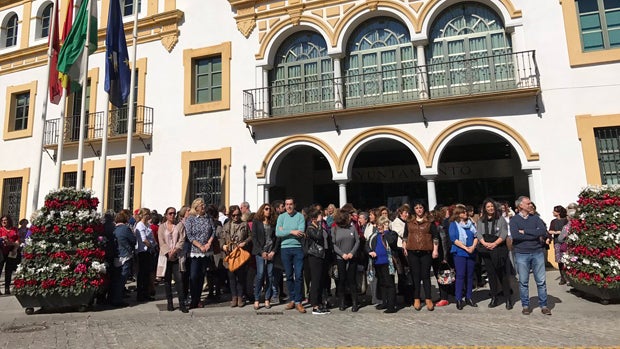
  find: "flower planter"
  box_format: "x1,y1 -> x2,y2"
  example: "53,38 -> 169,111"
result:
565,274 -> 620,305
16,290 -> 95,314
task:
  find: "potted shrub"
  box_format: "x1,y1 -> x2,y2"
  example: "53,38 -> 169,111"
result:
13,188 -> 107,314
562,185 -> 620,304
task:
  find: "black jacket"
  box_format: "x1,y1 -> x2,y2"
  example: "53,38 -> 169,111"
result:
251,219 -> 276,256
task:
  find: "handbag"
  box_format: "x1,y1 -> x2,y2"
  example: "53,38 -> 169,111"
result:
302,237 -> 325,259
156,254 -> 167,278
437,262 -> 455,285
224,246 -> 251,272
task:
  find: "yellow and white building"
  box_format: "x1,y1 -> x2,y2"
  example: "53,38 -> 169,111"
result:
0,0 -> 619,226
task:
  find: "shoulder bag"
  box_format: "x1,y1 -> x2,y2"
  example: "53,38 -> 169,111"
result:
224,246 -> 251,272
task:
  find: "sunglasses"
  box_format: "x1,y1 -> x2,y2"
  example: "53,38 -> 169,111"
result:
264,207 -> 271,211
231,214 -> 241,217
167,212 -> 176,216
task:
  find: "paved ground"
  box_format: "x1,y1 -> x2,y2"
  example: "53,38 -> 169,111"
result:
0,270 -> 618,349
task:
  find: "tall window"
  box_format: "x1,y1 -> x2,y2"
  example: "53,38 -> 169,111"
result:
123,0 -> 142,16
270,31 -> 333,116
107,167 -> 134,212
2,177 -> 22,225
62,171 -> 86,189
576,0 -> 620,51
114,70 -> 138,135
13,92 -> 30,131
427,2 -> 512,96
70,79 -> 91,141
595,127 -> 620,184
5,14 -> 18,48
41,3 -> 53,38
345,17 -> 416,107
194,56 -> 222,104
189,159 -> 222,206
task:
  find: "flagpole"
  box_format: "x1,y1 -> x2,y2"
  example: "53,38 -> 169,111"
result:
56,88 -> 67,187
31,0 -> 60,214
75,0 -> 92,191
123,1 -> 138,209
99,93 -> 109,212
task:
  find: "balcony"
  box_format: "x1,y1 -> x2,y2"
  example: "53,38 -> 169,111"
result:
43,105 -> 154,147
243,50 -> 540,123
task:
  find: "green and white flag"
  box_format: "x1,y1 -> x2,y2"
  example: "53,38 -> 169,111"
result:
57,0 -> 98,89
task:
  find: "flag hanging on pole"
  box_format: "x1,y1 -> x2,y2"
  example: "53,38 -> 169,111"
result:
49,1 -> 62,104
59,0 -> 74,90
105,0 -> 130,108
57,0 -> 98,89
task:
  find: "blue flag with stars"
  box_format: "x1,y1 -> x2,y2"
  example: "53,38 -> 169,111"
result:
104,0 -> 130,108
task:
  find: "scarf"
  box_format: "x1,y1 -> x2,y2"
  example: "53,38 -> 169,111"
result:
457,219 -> 476,246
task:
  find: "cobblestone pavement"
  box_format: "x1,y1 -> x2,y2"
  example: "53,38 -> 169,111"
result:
0,270 -> 618,349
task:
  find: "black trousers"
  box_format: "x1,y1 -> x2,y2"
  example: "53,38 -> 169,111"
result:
136,252 -> 152,300
307,255 -> 324,307
336,258 -> 358,298
480,254 -> 511,299
375,263 -> 396,310
164,259 -> 185,303
407,250 -> 433,300
0,254 -> 18,292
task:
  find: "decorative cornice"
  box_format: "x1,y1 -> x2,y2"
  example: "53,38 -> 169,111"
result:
0,9 -> 184,75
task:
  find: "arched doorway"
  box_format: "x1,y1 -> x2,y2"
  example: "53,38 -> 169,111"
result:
347,139 -> 425,211
435,130 -> 528,207
268,146 -> 337,208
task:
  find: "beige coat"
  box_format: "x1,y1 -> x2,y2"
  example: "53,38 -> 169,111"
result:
158,221 -> 187,272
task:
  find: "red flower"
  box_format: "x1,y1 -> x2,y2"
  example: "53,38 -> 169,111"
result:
74,263 -> 88,273
41,279 -> 57,289
13,279 -> 26,289
53,225 -> 60,234
84,227 -> 94,234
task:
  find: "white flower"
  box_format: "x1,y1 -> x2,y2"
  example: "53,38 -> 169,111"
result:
568,233 -> 578,241
592,262 -> 600,268
583,258 -> 591,265
60,210 -> 73,219
61,265 -> 70,271
91,261 -> 107,274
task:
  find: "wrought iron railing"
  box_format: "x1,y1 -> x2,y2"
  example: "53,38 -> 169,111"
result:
43,105 -> 154,146
243,50 -> 539,121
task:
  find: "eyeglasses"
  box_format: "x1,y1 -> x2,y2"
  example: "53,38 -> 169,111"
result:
231,214 -> 241,217
264,207 -> 271,211
167,212 -> 176,216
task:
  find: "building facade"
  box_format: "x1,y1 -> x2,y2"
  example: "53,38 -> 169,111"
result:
0,0 -> 619,227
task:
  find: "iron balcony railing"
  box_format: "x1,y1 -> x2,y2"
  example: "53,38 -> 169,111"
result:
44,105 -> 154,146
243,50 -> 540,121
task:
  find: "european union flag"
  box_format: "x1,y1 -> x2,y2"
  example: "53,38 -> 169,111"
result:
104,0 -> 130,108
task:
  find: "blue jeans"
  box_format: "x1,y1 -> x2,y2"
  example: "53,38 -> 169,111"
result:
189,257 -> 208,307
280,247 -> 304,304
453,254 -> 476,301
254,255 -> 274,301
515,251 -> 548,308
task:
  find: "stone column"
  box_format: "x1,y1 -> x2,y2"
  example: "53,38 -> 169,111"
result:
414,41 -> 429,100
424,176 -> 437,209
336,180 -> 348,208
331,55 -> 344,110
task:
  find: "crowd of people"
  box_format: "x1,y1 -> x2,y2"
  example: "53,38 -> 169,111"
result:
0,195 -> 578,316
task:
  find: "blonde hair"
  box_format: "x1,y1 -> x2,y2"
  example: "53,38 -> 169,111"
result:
377,216 -> 390,228
189,198 -> 205,216
136,208 -> 151,222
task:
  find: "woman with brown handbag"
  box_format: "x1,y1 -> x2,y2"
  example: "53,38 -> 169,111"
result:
222,205 -> 251,307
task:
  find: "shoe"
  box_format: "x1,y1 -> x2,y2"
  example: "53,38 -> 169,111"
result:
541,307 -> 552,315
488,297 -> 499,308
111,302 -> 129,308
231,296 -> 238,307
559,279 -> 567,285
522,307 -> 531,315
456,300 -> 464,310
506,300 -> 513,310
312,307 -> 327,315
320,305 -> 331,314
435,299 -> 449,307
383,308 -> 397,314
237,298 -> 245,308
375,303 -> 387,310
295,303 -> 306,313
339,297 -> 346,311
264,300 -> 271,309
351,303 -> 359,312
180,304 -> 189,313
425,299 -> 434,311
465,299 -> 477,307
285,301 -> 295,310
413,299 -> 422,311
253,301 -> 260,310
167,300 -> 174,311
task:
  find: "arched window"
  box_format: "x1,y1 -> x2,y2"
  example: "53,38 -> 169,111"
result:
270,31 -> 333,116
344,17 -> 416,107
40,3 -> 53,39
427,2 -> 513,96
123,0 -> 142,16
5,14 -> 18,48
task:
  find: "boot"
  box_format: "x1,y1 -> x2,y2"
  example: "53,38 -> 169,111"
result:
231,296 -> 238,307
339,296 -> 346,311
488,297 -> 499,308
167,298 -> 174,311
237,297 -> 245,307
413,298 -> 422,311
425,299 -> 434,311
385,289 -> 396,313
351,294 -> 359,313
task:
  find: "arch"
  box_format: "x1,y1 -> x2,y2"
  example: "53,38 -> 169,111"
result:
256,17 -> 334,64
334,2 -> 416,53
2,12 -> 19,48
416,0 -> 522,35
428,118 -> 539,171
256,135 -> 339,184
339,127 -> 429,176
36,1 -> 54,39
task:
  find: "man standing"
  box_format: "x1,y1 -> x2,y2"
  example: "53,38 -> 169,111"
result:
276,198 -> 307,313
240,202 -> 251,215
272,200 -> 284,215
509,196 -> 551,316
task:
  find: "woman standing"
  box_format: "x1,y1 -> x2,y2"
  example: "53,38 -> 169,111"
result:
251,203 -> 277,310
305,207 -> 329,314
135,208 -> 157,302
549,205 -> 568,285
185,198 -> 216,309
476,199 -> 512,309
222,205 -> 251,307
432,207 -> 453,307
332,210 -> 360,312
449,204 -> 479,310
0,215 -> 19,295
368,216 -> 399,313
403,202 -> 439,311
158,207 -> 189,313
110,210 -> 135,307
